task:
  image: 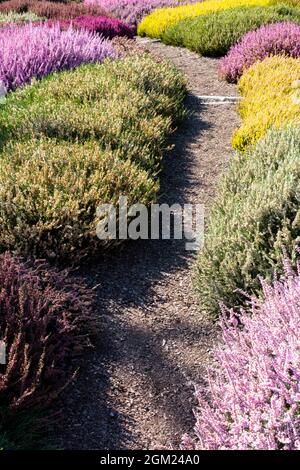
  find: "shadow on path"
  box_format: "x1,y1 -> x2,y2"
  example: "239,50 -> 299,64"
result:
51,45 -> 239,449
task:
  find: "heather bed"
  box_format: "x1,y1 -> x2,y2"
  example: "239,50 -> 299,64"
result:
220,21 -> 300,82
0,252 -> 97,449
0,11 -> 42,23
2,0 -> 300,451
137,0 -> 279,39
184,256 -> 300,450
44,15 -> 135,39
162,4 -> 300,56
197,125 -> 300,316
0,22 -> 116,92
0,0 -> 110,19
0,54 -> 186,260
232,55 -> 300,150
84,0 -> 200,27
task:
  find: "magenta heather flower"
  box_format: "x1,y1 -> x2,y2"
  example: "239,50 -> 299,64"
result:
84,0 -> 199,26
0,22 -> 117,91
45,15 -> 134,39
219,21 -> 300,82
183,258 -> 300,450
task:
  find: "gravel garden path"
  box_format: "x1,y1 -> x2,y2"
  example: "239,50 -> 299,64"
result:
53,40 -> 239,450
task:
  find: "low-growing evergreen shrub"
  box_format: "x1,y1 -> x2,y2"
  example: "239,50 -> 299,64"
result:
45,15 -> 135,39
232,56 -> 300,151
0,139 -> 159,258
0,22 -> 116,91
0,55 -> 186,259
196,126 -> 300,317
0,252 -> 96,445
163,4 -> 300,56
220,21 -> 300,82
84,0 -> 199,26
0,252 -> 96,409
0,11 -> 42,23
0,0 -> 109,19
183,259 -> 300,449
137,0 -> 278,39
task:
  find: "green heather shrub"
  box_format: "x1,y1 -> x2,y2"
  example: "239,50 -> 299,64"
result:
0,55 -> 186,259
0,57 -> 186,171
0,139 -> 158,258
196,126 -> 300,318
162,4 -> 300,56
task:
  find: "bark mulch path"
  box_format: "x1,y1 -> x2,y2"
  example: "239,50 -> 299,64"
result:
52,40 -> 240,450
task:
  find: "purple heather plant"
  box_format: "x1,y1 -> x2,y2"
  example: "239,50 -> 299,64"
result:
182,257 -> 300,450
45,15 -> 135,39
219,21 -> 300,82
0,22 -> 117,91
84,0 -> 199,26
0,252 -> 97,411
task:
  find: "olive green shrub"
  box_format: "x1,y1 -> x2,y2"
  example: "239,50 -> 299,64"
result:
197,126 -> 300,317
0,55 -> 186,259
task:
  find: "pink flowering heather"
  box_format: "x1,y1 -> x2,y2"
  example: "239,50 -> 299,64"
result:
0,22 -> 117,91
182,258 -> 300,450
45,15 -> 135,39
219,21 -> 300,83
84,0 -> 199,26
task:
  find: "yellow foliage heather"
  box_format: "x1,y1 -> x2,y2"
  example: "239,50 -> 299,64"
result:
137,0 -> 280,38
232,56 -> 300,151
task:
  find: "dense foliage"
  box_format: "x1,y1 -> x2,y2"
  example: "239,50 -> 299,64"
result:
0,55 -> 186,260
220,21 -> 300,82
0,252 -> 96,447
184,259 -> 300,449
163,4 -> 300,56
46,15 -> 134,39
84,0 -> 199,26
0,0 -> 109,19
0,22 -> 116,91
196,126 -> 300,317
232,55 -> 300,150
137,0 -> 278,39
0,10 -> 42,23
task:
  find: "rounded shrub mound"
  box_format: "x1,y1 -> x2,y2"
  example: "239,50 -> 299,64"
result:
232,56 -> 300,151
0,0 -> 110,20
0,55 -> 186,260
196,126 -> 300,317
0,11 -> 43,24
183,259 -> 300,450
220,21 -> 300,83
137,0 -> 278,39
0,22 -> 116,92
46,15 -> 135,39
163,4 -> 300,56
0,252 -> 96,438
